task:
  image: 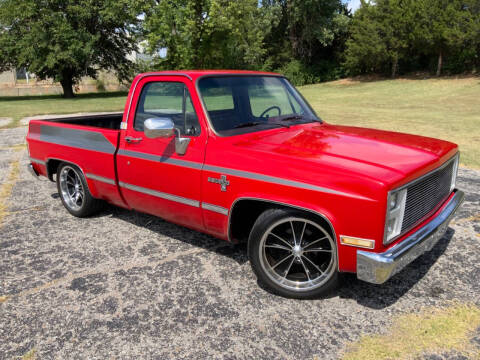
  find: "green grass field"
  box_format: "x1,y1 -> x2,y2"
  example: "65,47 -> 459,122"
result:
1,76 -> 478,167
0,92 -> 127,127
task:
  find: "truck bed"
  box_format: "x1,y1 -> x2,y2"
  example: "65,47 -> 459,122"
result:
48,112 -> 123,129
27,113 -> 126,208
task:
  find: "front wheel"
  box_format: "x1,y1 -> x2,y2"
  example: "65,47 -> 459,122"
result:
248,208 -> 338,299
56,162 -> 103,217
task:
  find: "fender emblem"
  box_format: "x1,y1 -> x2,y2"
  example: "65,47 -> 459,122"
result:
208,175 -> 230,192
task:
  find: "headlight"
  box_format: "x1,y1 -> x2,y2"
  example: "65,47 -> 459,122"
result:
450,154 -> 459,193
384,188 -> 407,244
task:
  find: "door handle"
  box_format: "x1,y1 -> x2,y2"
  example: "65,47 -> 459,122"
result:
125,136 -> 143,143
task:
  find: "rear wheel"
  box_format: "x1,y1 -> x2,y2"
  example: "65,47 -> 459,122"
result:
56,163 -> 103,217
248,208 -> 338,299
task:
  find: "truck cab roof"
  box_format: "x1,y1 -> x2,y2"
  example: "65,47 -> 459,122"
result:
137,70 -> 283,81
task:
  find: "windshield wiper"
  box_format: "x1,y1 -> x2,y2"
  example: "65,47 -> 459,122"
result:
234,121 -> 290,130
234,121 -> 262,129
281,115 -> 304,122
281,115 -> 321,123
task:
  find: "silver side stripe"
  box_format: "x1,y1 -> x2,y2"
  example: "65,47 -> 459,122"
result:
203,164 -> 356,198
117,149 -> 356,198
118,181 -> 200,208
30,157 -> 46,165
85,173 -> 116,185
201,202 -> 229,215
117,149 -> 203,170
39,125 -> 116,154
86,174 -> 228,214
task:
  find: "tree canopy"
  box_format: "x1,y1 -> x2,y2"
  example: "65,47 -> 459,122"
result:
344,0 -> 479,77
0,0 -> 479,96
260,0 -> 350,85
0,0 -> 144,97
143,0 -> 279,70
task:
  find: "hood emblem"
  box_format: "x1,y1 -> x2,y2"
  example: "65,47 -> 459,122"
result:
208,175 -> 230,192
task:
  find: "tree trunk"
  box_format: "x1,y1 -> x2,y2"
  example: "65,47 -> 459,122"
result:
436,51 -> 443,77
191,0 -> 203,68
287,0 -> 299,58
60,76 -> 74,98
391,56 -> 398,78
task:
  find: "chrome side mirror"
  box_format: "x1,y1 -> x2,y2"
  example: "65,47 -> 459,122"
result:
144,117 -> 191,156
144,118 -> 175,139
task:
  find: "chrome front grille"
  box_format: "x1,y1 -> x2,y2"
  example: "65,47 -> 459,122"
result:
401,157 -> 455,233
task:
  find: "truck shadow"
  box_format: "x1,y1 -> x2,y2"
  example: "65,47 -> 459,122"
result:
336,228 -> 454,309
103,205 -> 250,265
93,202 -> 454,309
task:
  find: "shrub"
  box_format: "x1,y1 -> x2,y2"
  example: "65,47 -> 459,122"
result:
95,79 -> 106,92
277,60 -> 345,86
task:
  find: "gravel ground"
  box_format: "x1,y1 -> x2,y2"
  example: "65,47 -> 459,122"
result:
0,127 -> 479,359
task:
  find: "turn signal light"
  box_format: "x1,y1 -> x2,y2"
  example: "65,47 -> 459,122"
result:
340,236 -> 375,249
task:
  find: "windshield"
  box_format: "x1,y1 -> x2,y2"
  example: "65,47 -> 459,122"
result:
198,76 -> 320,136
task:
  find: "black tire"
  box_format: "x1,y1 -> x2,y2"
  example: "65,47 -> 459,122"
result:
248,208 -> 338,299
56,162 -> 104,217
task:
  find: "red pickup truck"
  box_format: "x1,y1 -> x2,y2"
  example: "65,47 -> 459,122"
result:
26,70 -> 464,298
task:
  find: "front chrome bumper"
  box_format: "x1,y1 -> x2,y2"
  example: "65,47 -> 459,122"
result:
357,189 -> 464,284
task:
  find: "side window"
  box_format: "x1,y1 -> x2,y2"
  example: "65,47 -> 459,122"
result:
134,82 -> 200,136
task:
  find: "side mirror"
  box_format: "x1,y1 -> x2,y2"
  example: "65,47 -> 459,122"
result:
144,117 -> 191,156
144,118 -> 174,139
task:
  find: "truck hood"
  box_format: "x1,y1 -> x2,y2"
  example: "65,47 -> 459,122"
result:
235,122 -> 457,186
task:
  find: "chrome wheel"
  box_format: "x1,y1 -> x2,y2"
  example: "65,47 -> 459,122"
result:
59,165 -> 84,211
259,217 -> 336,292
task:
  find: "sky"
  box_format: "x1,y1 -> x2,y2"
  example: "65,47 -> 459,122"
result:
346,0 -> 361,12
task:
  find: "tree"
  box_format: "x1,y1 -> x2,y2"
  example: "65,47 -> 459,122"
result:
285,0 -> 346,64
378,0 -> 418,77
0,0 -> 144,97
261,0 -> 348,65
344,0 -> 479,77
343,1 -> 389,75
344,0 -> 420,77
144,0 -> 278,70
416,0 -> 478,76
260,0 -> 350,85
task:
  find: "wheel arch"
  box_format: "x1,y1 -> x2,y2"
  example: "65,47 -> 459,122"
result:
228,197 -> 337,245
46,158 -> 95,196
46,158 -> 63,181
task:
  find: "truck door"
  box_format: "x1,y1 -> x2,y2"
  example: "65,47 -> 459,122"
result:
117,75 -> 207,232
